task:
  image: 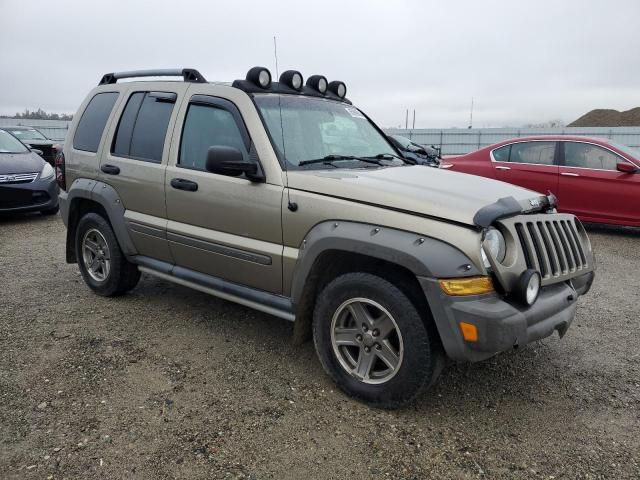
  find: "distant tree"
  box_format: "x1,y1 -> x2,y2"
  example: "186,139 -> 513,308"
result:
523,119 -> 565,128
12,108 -> 73,121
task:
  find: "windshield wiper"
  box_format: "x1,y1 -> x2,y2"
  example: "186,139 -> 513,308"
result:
363,153 -> 416,165
298,155 -> 385,167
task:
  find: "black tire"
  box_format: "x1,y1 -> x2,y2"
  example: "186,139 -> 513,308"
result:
40,205 -> 59,216
313,272 -> 441,409
75,212 -> 140,296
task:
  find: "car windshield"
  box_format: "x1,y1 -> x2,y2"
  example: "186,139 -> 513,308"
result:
0,130 -> 30,154
6,128 -> 47,141
609,141 -> 640,162
254,95 -> 400,169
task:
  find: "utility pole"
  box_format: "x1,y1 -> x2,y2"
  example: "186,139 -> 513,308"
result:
412,110 -> 416,129
405,109 -> 408,129
468,97 -> 474,129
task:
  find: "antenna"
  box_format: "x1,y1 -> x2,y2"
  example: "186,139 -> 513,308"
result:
273,36 -> 297,212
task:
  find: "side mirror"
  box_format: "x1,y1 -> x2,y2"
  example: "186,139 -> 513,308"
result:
616,162 -> 638,173
205,145 -> 264,182
31,148 -> 44,156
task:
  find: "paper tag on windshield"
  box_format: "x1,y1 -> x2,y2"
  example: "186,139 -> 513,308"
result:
345,107 -> 365,119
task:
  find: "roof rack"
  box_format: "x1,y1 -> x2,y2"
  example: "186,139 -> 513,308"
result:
98,68 -> 206,85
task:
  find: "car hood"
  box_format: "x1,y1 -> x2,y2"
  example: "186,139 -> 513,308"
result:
0,152 -> 44,174
21,139 -> 56,147
286,165 -> 546,227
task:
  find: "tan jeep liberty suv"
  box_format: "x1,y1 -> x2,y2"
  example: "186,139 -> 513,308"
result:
57,67 -> 595,408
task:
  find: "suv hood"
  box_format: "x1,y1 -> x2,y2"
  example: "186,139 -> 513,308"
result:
0,152 -> 45,175
287,166 -> 546,227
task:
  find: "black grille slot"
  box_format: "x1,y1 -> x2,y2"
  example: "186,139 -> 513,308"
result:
546,221 -> 567,273
515,223 -> 533,269
553,221 -> 574,271
537,221 -> 559,276
527,223 -> 547,277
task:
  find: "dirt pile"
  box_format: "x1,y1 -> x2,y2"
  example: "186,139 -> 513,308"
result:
568,107 -> 640,127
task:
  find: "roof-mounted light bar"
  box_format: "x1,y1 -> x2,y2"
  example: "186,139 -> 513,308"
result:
232,67 -> 351,103
98,68 -> 206,86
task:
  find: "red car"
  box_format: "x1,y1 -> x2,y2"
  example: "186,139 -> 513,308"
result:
441,136 -> 640,227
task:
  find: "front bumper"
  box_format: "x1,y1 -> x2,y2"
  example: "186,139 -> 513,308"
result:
420,271 -> 594,362
0,177 -> 59,213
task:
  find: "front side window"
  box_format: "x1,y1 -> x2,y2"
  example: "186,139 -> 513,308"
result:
0,130 -> 29,154
509,142 -> 556,165
179,103 -> 249,171
73,92 -> 119,152
564,142 -> 623,171
254,95 -> 399,169
112,91 -> 176,162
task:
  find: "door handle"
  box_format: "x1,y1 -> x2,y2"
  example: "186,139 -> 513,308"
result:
561,172 -> 580,177
495,166 -> 511,171
100,164 -> 120,175
171,178 -> 198,192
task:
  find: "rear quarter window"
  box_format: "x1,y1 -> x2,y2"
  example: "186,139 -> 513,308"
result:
73,92 -> 119,152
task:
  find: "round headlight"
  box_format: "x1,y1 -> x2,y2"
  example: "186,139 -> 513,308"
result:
516,269 -> 541,306
482,227 -> 506,267
306,75 -> 328,94
328,80 -> 347,99
279,70 -> 303,90
246,66 -> 272,89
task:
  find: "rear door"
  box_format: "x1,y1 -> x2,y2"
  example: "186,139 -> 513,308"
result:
492,141 -> 559,195
99,83 -> 188,263
558,141 -> 638,224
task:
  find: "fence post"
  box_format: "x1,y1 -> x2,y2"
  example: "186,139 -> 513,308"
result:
477,130 -> 482,149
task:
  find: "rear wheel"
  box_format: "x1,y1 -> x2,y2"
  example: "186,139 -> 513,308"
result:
75,213 -> 140,296
312,272 -> 441,408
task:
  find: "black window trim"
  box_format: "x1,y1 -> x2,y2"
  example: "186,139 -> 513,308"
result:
73,91 -> 119,153
110,90 -> 177,164
177,94 -> 259,174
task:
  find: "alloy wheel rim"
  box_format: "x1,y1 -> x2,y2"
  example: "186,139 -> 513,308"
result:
330,298 -> 404,385
82,228 -> 111,282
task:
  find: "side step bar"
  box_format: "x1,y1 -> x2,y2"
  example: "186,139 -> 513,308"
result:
132,256 -> 295,322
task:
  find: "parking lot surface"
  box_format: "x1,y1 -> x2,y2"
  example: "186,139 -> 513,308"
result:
1,214 -> 638,479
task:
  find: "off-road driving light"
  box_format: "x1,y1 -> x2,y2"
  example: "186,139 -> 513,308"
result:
515,269 -> 541,306
306,75 -> 328,94
439,276 -> 494,296
482,227 -> 506,267
246,66 -> 272,89
279,70 -> 303,90
328,80 -> 347,98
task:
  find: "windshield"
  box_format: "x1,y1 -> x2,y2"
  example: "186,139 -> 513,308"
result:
0,130 -> 30,154
254,95 -> 399,169
6,128 -> 47,141
609,141 -> 640,162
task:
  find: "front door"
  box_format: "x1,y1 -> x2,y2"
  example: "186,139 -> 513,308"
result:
164,94 -> 284,294
558,141 -> 639,224
492,141 -> 559,195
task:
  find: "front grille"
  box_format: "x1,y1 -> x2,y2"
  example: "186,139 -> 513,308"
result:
0,172 -> 39,184
514,218 -> 588,279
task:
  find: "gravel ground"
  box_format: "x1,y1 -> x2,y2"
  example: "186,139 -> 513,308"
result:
0,213 -> 638,479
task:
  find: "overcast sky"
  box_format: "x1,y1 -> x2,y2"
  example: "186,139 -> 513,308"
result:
1,0 -> 639,128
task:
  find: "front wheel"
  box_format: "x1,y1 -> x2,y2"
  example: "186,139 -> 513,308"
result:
75,213 -> 140,296
312,272 -> 441,408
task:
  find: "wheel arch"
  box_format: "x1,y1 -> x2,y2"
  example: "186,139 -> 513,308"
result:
290,221 -> 481,344
64,179 -> 137,263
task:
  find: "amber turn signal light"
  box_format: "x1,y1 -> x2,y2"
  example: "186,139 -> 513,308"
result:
439,276 -> 494,296
459,322 -> 479,342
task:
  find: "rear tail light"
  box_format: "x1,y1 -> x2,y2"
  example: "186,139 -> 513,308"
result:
55,151 -> 66,190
